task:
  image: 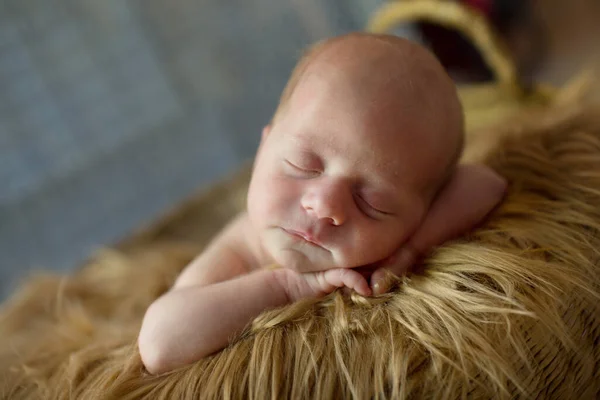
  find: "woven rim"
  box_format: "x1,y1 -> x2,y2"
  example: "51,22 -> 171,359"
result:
366,0 -> 521,94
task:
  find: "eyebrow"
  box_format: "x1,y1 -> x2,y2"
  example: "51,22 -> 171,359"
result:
371,184 -> 403,207
368,165 -> 423,208
284,142 -> 319,161
287,129 -> 326,147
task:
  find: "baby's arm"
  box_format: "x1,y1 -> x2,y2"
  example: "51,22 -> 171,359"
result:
138,213 -> 278,374
371,164 -> 507,294
406,164 -> 507,257
138,213 -> 370,374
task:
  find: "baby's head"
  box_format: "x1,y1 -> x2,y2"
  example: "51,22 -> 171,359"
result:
248,33 -> 463,272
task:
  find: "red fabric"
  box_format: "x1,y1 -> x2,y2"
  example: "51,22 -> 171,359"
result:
462,0 -> 493,17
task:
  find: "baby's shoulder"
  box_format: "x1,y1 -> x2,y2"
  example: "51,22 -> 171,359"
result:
173,212 -> 261,288
221,212 -> 270,272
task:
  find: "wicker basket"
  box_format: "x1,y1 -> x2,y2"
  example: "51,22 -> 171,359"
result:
366,0 -> 575,133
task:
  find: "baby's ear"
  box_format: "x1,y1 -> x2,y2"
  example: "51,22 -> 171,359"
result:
255,125 -> 271,158
261,125 -> 271,142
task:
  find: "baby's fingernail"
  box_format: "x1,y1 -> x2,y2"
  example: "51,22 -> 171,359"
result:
374,285 -> 382,295
372,281 -> 388,296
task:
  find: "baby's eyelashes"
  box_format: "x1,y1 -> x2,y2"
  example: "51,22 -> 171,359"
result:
355,195 -> 390,219
284,159 -> 321,178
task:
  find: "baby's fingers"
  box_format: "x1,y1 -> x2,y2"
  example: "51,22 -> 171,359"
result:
370,267 -> 397,295
371,247 -> 415,295
324,268 -> 372,297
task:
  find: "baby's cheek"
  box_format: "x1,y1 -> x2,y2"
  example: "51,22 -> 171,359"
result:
270,177 -> 302,206
363,224 -> 408,261
248,178 -> 275,223
256,177 -> 297,218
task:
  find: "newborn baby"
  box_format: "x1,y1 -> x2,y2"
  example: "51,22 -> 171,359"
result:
139,33 -> 507,374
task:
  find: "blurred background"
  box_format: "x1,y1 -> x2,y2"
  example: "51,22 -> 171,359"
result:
1,0 -> 598,298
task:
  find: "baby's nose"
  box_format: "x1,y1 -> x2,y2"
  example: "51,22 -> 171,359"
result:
301,182 -> 349,226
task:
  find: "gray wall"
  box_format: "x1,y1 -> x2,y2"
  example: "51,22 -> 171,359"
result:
0,0 -> 393,297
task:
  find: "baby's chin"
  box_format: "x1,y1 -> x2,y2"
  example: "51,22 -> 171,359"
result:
261,228 -> 337,272
269,246 -> 341,273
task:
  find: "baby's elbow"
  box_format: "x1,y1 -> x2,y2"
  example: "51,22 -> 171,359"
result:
138,303 -> 174,375
491,172 -> 508,201
139,341 -> 167,375
478,166 -> 508,202
138,338 -> 168,375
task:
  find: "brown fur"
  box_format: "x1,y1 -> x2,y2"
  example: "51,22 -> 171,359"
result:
1,102 -> 599,399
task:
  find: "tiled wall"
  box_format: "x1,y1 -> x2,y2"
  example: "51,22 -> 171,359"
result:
0,0 -> 388,297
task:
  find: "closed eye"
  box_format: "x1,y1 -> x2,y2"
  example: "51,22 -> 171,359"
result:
355,195 -> 392,217
284,160 -> 320,177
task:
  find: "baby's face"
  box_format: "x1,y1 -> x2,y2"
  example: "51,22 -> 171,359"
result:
247,69 -> 454,272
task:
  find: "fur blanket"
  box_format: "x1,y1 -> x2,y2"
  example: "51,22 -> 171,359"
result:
0,102 -> 599,399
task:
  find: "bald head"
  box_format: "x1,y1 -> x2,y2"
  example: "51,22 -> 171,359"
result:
274,33 -> 463,159
272,33 -> 465,192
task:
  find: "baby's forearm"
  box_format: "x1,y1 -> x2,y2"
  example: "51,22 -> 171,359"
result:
138,268 -> 290,374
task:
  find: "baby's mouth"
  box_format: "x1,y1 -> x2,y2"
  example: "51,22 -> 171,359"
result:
283,228 -> 324,248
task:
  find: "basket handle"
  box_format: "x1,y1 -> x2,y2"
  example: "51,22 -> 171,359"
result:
366,0 -> 521,93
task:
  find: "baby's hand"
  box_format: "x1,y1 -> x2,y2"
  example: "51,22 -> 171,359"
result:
281,268 -> 372,302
